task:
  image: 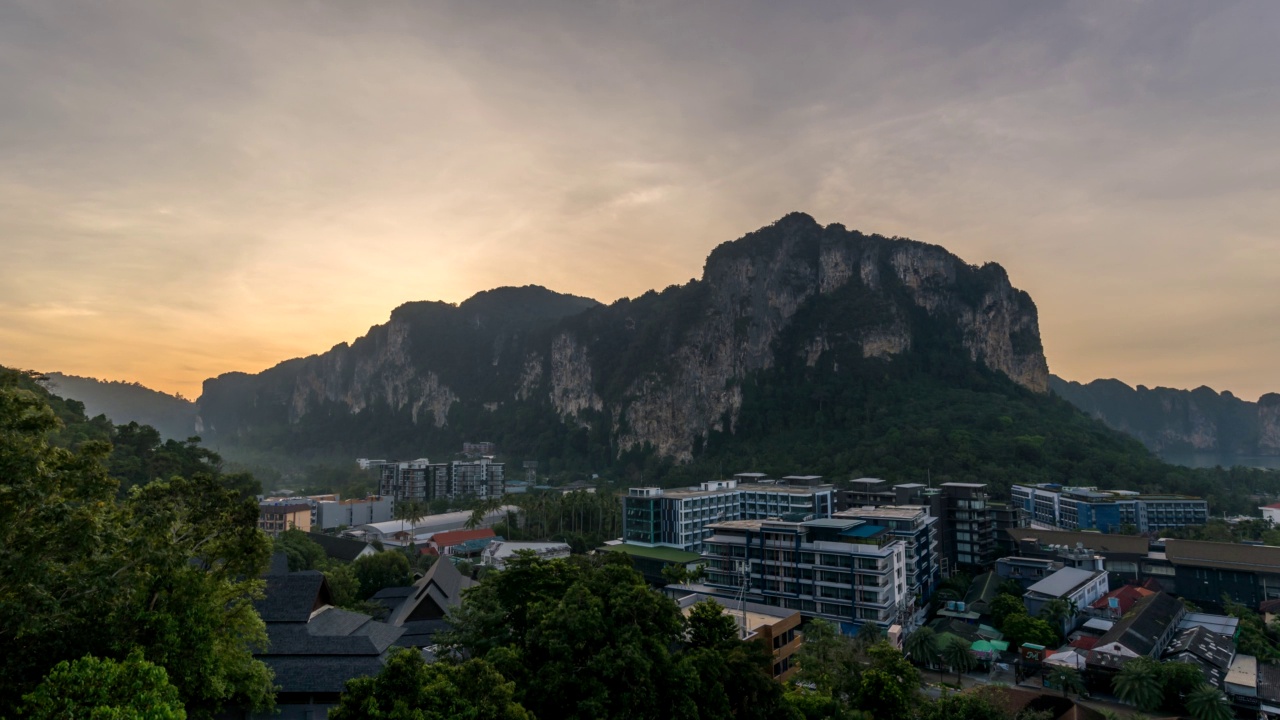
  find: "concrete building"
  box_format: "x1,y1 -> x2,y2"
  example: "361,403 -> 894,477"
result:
481,541 -> 572,569
839,480 -> 997,575
376,458 -> 505,504
258,502 -> 312,536
698,516 -> 909,631
622,475 -> 836,553
351,506 -> 515,547
1022,566 -> 1109,635
996,556 -> 1062,589
315,495 -> 393,530
834,505 -> 939,602
1011,483 -> 1209,534
676,593 -> 803,681
1260,503 -> 1280,525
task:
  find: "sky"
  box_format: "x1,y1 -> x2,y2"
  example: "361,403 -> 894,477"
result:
1,0 -> 1278,401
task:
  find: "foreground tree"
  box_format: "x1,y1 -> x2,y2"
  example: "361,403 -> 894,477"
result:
330,648 -> 530,720
1045,666 -> 1085,699
792,618 -> 862,704
0,381 -> 274,718
1112,657 -> 1164,712
1185,684 -> 1232,720
904,627 -> 942,674
20,652 -> 186,720
352,550 -> 412,599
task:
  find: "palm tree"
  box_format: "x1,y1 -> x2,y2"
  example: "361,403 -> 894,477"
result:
1039,599 -> 1073,634
942,636 -> 975,686
1112,657 -> 1164,712
1046,666 -> 1085,699
1186,684 -> 1232,720
903,627 -> 941,677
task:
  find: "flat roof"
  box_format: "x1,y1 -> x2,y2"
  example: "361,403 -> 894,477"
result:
1026,567 -> 1102,599
841,524 -> 888,538
941,482 -> 987,488
849,477 -> 887,485
835,506 -> 927,520
1226,654 -> 1257,689
601,543 -> 701,563
802,518 -> 863,529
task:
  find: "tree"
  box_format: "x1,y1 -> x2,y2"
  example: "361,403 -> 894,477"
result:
990,594 -> 1027,630
686,599 -> 740,648
1045,666 -> 1084,699
0,385 -> 275,719
1037,599 -> 1076,635
20,651 -> 186,720
275,528 -> 326,571
1112,657 -> 1164,712
942,636 -> 976,685
904,627 -> 942,673
856,642 -> 920,718
792,619 -> 862,703
1160,660 -> 1206,714
1000,614 -> 1058,648
329,648 -> 530,720
919,686 -> 1011,720
351,551 -> 412,600
1185,684 -> 1232,720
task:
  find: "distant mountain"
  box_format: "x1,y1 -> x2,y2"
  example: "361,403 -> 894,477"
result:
42,372 -> 198,441
1050,375 -> 1280,458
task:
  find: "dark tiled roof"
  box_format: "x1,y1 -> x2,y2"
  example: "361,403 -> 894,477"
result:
309,533 -> 374,563
1005,528 -> 1148,555
306,607 -> 376,638
1165,539 -> 1280,573
1162,626 -> 1235,687
254,571 -> 329,623
384,556 -> 474,627
1094,592 -> 1183,657
964,572 -> 1000,614
264,624 -> 389,656
394,619 -> 453,649
260,656 -> 389,695
1259,664 -> 1280,703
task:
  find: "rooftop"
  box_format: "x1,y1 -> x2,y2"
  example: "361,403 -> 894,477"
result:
835,505 -> 928,521
1026,567 -> 1104,600
601,543 -> 701,564
1164,539 -> 1280,572
1005,527 -> 1149,556
1092,591 -> 1184,658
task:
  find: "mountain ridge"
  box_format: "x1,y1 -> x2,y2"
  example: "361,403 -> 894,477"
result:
196,213 -> 1050,464
1050,374 -> 1280,457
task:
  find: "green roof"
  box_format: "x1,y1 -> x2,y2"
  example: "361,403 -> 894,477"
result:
601,543 -> 701,563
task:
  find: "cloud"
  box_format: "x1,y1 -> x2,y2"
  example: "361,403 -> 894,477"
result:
0,0 -> 1277,399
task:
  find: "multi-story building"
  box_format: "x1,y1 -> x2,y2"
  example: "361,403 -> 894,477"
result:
462,441 -> 495,458
376,458 -> 505,504
257,502 -> 312,536
622,475 -> 837,553
1011,484 -> 1209,534
315,495 -> 394,530
834,505 -> 939,602
699,516 -> 909,632
837,480 -> 996,575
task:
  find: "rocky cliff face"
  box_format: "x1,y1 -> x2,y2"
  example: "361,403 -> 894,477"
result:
1050,377 -> 1280,457
198,214 -> 1051,461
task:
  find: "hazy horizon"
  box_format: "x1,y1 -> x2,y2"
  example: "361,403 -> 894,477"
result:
3,1 -> 1278,400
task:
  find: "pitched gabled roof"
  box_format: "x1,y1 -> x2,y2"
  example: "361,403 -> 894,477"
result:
255,571 -> 330,623
964,572 -> 1001,614
1162,626 -> 1235,684
1091,584 -> 1156,613
383,557 -> 474,627
1093,591 -> 1184,657
309,533 -> 375,563
1165,539 -> 1280,573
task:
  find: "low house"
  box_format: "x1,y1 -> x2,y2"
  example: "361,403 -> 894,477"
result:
964,571 -> 1002,618
482,541 -> 571,570
250,555 -> 404,719
370,558 -> 475,651
1023,567 -> 1109,635
308,532 -> 378,564
1088,583 -> 1155,620
424,528 -> 497,558
996,556 -> 1061,589
258,502 -> 313,536
676,593 -> 803,681
1161,626 -> 1235,687
1085,592 -> 1185,690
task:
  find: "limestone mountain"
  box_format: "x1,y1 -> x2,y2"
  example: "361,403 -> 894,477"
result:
1050,375 -> 1280,458
197,214 -> 1048,463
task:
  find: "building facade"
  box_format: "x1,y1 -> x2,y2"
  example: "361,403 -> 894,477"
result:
376,458 -> 505,503
623,476 -> 836,553
699,516 -> 909,631
315,495 -> 394,530
834,505 -> 939,602
1011,483 -> 1209,534
258,502 -> 312,536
